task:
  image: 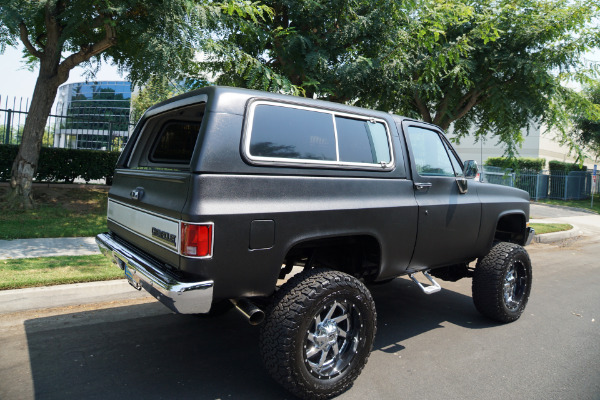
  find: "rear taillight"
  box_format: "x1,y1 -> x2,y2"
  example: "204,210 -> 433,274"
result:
181,223 -> 213,257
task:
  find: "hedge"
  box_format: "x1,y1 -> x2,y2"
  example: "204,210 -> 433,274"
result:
484,157 -> 546,172
548,160 -> 587,173
0,144 -> 119,183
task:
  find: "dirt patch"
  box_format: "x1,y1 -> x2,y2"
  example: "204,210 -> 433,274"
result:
0,185 -> 108,213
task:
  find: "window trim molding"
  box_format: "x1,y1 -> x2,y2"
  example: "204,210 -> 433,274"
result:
242,100 -> 395,171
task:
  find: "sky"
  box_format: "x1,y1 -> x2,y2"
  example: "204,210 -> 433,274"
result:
0,44 -> 126,107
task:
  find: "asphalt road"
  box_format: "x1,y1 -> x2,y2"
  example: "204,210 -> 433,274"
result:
1,237 -> 599,400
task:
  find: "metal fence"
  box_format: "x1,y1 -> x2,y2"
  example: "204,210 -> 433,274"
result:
1,95 -> 133,151
481,166 -> 599,200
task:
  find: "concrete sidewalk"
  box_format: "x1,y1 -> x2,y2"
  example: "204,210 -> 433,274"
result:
530,203 -> 600,238
0,237 -> 100,260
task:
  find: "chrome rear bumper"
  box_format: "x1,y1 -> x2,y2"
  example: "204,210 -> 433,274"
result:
96,233 -> 214,314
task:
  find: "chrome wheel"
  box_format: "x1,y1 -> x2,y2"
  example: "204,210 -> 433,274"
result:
503,261 -> 527,311
303,300 -> 362,379
473,242 -> 532,323
260,269 -> 376,399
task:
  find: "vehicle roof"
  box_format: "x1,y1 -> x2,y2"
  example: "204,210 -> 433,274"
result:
143,86 -> 411,123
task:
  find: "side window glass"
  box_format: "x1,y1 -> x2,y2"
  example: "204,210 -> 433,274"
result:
336,116 -> 391,164
407,126 -> 455,177
249,105 -> 336,161
444,140 -> 464,177
150,122 -> 202,163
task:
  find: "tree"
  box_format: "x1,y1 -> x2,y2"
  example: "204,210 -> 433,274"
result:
201,0 -> 406,100
360,0 -> 600,157
571,82 -> 600,163
206,0 -> 600,159
0,0 -> 270,209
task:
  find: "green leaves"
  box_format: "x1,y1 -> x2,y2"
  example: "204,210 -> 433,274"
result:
569,82 -> 600,162
353,0 -> 600,159
220,0 -> 273,22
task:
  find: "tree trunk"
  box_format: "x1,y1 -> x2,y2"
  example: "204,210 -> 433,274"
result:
5,64 -> 67,209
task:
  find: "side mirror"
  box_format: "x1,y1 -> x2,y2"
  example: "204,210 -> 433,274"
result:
463,160 -> 478,179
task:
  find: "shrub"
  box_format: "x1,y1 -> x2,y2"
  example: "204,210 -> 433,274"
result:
484,157 -> 545,172
548,160 -> 587,173
0,144 -> 119,183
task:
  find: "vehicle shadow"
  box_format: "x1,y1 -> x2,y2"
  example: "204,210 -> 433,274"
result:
368,277 -> 499,353
24,279 -> 497,399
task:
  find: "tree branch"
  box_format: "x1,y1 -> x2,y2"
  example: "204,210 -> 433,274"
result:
91,15 -> 106,29
450,90 -> 482,124
432,94 -> 450,126
413,90 -> 432,123
19,23 -> 43,58
58,21 -> 117,74
35,34 -> 47,50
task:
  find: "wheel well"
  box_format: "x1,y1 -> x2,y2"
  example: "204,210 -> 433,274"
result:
494,214 -> 526,245
282,235 -> 381,281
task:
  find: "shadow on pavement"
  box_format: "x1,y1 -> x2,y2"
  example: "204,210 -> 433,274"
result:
369,278 -> 498,354
24,304 -> 289,400
24,279 -> 496,399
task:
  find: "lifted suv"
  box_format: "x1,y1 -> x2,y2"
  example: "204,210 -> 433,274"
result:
97,86 -> 534,399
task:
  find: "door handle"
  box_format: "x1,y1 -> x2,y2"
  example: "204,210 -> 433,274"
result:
414,182 -> 432,191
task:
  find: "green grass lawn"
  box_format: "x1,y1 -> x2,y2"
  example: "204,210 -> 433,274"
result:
0,254 -> 123,290
530,222 -> 573,235
0,186 -> 108,239
537,194 -> 600,214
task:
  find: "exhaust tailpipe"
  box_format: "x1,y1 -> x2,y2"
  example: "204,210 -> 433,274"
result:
230,298 -> 265,325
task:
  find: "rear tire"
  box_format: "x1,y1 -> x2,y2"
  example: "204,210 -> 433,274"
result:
259,268 -> 376,399
472,242 -> 532,323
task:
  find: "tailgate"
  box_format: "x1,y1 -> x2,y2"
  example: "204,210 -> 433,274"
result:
107,169 -> 191,267
106,100 -> 207,268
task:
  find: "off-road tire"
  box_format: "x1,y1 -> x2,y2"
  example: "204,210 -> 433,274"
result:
259,268 -> 376,399
472,242 -> 532,323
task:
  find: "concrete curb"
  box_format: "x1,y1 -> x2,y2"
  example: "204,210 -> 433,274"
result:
0,280 -> 151,315
534,225 -> 582,243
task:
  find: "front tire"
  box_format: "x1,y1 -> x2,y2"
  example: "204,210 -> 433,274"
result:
260,269 -> 376,399
472,242 -> 532,323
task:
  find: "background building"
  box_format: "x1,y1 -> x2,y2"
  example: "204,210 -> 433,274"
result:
450,124 -> 596,170
53,81 -> 132,150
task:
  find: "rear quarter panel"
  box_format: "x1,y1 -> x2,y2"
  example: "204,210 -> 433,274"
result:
180,174 -> 418,299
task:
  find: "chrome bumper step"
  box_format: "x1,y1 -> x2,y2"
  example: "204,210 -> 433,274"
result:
96,233 -> 214,314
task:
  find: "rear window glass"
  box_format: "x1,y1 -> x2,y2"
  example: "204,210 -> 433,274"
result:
150,122 -> 201,163
336,116 -> 391,164
249,105 -> 337,161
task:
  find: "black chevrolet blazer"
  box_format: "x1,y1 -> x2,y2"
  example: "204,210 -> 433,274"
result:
97,86 -> 534,399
